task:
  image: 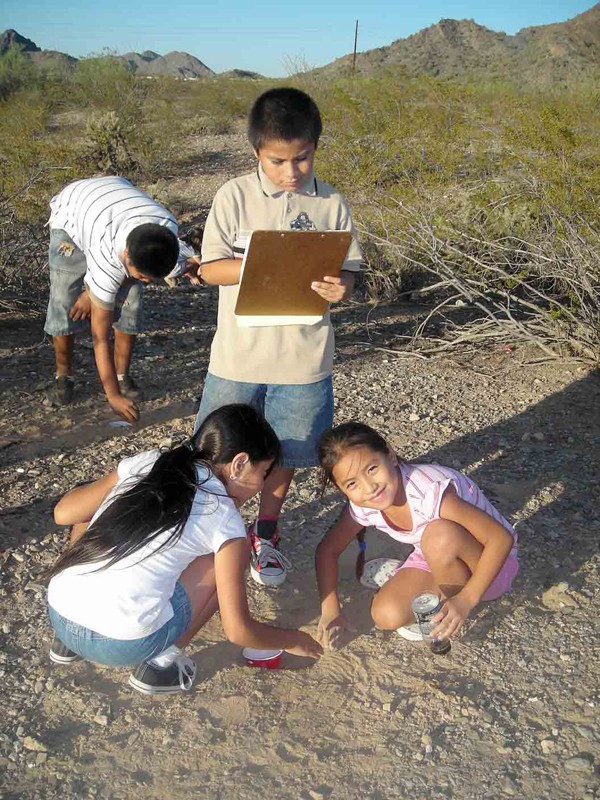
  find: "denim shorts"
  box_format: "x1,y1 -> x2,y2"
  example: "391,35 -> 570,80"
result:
44,229 -> 145,336
195,372 -> 334,468
48,581 -> 192,666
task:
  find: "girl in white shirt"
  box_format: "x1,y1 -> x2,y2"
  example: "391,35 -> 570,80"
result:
47,404 -> 322,695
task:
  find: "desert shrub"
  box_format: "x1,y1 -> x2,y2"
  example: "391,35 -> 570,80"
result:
0,45 -> 38,100
83,110 -> 137,174
0,165 -> 51,305
183,114 -> 234,136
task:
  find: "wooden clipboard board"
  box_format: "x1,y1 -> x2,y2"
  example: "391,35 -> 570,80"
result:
234,230 -> 352,327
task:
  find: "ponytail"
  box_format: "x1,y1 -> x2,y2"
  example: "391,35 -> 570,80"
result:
48,404 -> 280,579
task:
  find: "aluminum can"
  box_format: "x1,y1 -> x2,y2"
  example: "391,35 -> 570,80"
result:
411,591 -> 451,655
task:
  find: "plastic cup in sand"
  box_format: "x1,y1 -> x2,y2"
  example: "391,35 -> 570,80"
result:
242,648 -> 283,669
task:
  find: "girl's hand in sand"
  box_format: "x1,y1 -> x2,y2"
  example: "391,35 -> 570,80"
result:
432,592 -> 475,639
317,612 -> 351,651
284,631 -> 323,659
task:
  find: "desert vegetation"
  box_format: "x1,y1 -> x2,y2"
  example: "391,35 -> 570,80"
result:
0,49 -> 598,360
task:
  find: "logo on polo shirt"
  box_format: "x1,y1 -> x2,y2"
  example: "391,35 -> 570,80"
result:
290,211 -> 316,231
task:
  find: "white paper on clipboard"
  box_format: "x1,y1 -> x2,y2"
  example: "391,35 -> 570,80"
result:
236,313 -> 322,327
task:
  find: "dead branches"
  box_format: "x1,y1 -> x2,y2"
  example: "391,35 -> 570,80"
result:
358,201 -> 599,364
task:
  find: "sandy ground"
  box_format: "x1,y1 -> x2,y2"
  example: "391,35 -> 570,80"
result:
0,128 -> 598,800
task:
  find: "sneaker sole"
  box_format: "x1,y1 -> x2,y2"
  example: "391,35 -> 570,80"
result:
127,675 -> 192,695
49,651 -> 80,664
396,626 -> 424,642
250,565 -> 287,587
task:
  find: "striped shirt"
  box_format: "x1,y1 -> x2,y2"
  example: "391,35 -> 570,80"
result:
349,463 -> 518,554
49,176 -> 194,308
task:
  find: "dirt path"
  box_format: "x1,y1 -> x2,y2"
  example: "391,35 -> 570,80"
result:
0,128 -> 598,800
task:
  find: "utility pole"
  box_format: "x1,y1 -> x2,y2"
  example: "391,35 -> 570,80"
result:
352,19 -> 359,73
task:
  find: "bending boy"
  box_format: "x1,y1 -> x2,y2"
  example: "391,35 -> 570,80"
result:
195,87 -> 362,586
44,176 -> 197,421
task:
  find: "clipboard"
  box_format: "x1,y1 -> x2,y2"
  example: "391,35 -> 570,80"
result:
234,230 -> 352,327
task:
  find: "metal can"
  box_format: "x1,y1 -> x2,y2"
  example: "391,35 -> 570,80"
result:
411,591 -> 451,655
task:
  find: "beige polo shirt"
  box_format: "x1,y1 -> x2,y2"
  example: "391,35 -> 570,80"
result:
202,166 -> 362,385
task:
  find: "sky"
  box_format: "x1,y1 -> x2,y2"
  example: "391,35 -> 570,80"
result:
2,0 -> 594,77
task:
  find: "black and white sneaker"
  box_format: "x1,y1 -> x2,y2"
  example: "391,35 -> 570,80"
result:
247,520 -> 292,587
49,636 -> 80,664
117,375 -> 142,399
128,656 -> 196,695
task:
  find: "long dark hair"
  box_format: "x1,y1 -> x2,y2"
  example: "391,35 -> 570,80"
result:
317,422 -> 394,581
47,404 -> 280,579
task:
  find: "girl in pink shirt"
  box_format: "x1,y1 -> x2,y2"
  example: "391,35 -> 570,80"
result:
315,422 -> 518,649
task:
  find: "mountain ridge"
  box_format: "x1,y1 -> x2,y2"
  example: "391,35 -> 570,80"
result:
317,4 -> 600,82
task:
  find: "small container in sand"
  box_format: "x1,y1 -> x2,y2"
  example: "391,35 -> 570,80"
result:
242,648 -> 283,669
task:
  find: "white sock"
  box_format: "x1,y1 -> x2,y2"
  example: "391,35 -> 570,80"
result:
149,644 -> 182,669
117,373 -> 126,381
56,375 -> 74,381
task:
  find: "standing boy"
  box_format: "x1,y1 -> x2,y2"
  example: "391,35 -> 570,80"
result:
196,88 -> 362,586
44,175 -> 196,421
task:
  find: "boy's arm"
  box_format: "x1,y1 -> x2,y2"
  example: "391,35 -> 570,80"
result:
199,258 -> 242,286
90,303 -> 139,422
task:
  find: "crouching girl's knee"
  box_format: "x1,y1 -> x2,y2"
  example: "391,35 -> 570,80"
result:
371,594 -> 408,631
420,519 -> 469,564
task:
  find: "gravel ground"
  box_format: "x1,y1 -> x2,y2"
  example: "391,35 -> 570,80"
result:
0,127 -> 598,799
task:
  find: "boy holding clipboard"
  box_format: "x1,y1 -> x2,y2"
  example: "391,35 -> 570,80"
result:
195,88 -> 362,586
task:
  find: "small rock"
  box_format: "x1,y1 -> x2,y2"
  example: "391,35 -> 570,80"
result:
127,732 -> 140,745
409,413 -> 420,422
93,714 -> 109,727
564,755 -> 593,772
541,739 -> 555,754
532,431 -> 545,441
500,777 -> 517,795
23,737 -> 46,752
35,752 -> 48,765
11,552 -> 25,563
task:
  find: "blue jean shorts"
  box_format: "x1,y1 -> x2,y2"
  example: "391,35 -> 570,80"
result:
44,229 -> 144,336
195,372 -> 334,468
48,581 -> 192,666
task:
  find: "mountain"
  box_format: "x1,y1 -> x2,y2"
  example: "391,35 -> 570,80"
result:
118,50 -> 213,78
0,29 -> 213,78
0,28 -> 76,71
318,4 -> 600,83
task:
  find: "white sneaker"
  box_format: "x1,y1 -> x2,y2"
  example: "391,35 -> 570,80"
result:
360,558 -> 404,590
396,623 -> 424,641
